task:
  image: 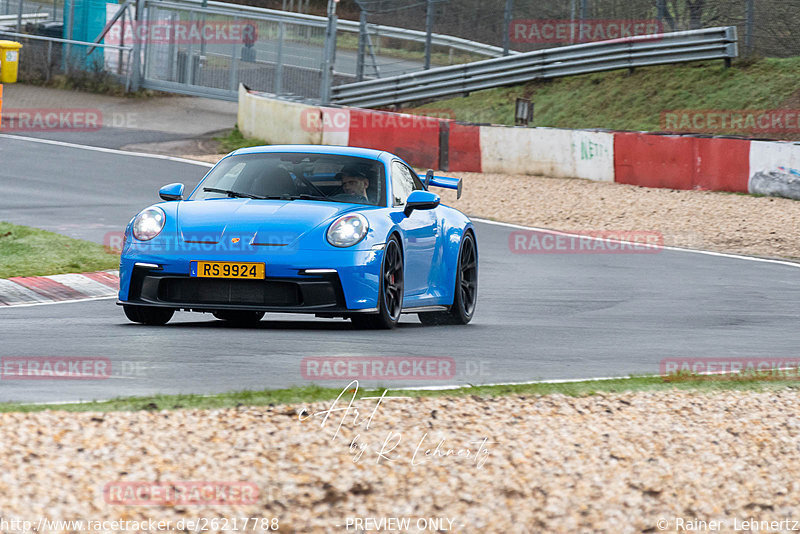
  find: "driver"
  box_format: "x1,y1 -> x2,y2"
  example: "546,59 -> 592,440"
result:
333,167 -> 371,203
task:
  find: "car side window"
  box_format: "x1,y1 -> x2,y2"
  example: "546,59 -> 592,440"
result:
391,161 -> 424,206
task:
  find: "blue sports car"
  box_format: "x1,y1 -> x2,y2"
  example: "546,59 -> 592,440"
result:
117,145 -> 478,329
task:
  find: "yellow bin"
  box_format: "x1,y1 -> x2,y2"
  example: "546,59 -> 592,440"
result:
0,41 -> 23,83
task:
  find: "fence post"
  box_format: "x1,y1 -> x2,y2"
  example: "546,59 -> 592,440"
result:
745,0 -> 754,55
274,21 -> 284,93
657,0 -> 666,22
502,0 -> 512,56
356,8 -> 366,81
66,0 -> 75,73
320,0 -> 337,104
424,0 -> 433,70
578,0 -> 588,42
569,0 -> 576,43
129,0 -> 143,91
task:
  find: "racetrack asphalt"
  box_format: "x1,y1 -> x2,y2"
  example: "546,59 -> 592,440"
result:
2,134 -> 800,404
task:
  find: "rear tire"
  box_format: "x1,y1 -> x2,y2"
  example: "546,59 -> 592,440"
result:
351,237 -> 403,330
418,232 -> 477,326
213,311 -> 265,326
123,305 -> 174,325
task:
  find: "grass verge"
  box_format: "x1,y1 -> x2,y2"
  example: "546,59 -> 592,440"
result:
0,221 -> 120,279
404,57 -> 800,139
3,374 -> 799,414
215,126 -> 269,153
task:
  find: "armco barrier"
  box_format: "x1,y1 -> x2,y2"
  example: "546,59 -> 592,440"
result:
614,132 -> 750,192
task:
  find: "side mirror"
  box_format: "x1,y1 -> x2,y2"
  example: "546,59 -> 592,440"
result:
404,190 -> 440,217
423,169 -> 434,189
159,183 -> 185,201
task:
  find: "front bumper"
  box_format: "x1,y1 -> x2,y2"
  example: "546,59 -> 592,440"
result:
117,245 -> 383,312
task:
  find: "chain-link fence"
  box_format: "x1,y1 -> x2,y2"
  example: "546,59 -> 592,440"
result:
0,0 -> 61,22
141,3 -> 329,99
350,0 -> 799,58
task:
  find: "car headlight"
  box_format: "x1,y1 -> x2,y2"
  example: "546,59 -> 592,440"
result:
132,207 -> 165,241
327,214 -> 368,247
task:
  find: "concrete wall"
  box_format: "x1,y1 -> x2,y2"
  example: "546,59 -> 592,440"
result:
238,85 -> 321,145
748,141 -> 800,198
237,88 -> 800,200
480,126 -> 613,181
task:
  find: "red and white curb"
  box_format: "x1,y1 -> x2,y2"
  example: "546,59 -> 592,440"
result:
0,270 -> 119,307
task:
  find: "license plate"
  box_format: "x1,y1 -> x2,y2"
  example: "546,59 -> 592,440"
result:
191,261 -> 265,279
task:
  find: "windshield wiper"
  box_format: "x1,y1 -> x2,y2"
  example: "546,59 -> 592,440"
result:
203,187 -> 267,200
260,195 -> 333,201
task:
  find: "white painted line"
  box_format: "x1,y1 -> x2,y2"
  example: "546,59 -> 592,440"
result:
46,273 -> 117,298
471,217 -> 800,269
0,295 -> 116,309
0,134 -> 216,168
0,279 -> 51,305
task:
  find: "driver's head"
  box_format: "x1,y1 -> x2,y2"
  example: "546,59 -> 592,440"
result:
341,168 -> 369,198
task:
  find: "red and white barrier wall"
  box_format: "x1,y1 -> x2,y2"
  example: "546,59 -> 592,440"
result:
238,86 -> 800,198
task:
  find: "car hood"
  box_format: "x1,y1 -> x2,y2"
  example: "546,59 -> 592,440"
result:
176,199 -> 355,247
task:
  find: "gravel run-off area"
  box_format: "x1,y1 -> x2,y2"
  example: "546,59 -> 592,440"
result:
4,390 -> 800,533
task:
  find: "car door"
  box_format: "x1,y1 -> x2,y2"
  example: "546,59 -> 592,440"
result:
390,160 -> 439,301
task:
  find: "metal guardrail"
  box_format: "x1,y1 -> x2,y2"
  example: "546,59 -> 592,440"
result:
0,30 -> 134,88
0,30 -> 133,51
332,27 -> 738,109
0,13 -> 48,23
148,0 -> 514,58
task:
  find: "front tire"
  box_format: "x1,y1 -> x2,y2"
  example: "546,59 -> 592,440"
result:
351,237 -> 404,330
123,305 -> 174,325
419,232 -> 477,326
213,310 -> 265,326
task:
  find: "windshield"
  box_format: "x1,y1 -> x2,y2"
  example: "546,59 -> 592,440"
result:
190,153 -> 385,207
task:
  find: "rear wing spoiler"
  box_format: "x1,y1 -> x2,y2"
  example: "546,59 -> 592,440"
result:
418,171 -> 463,199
